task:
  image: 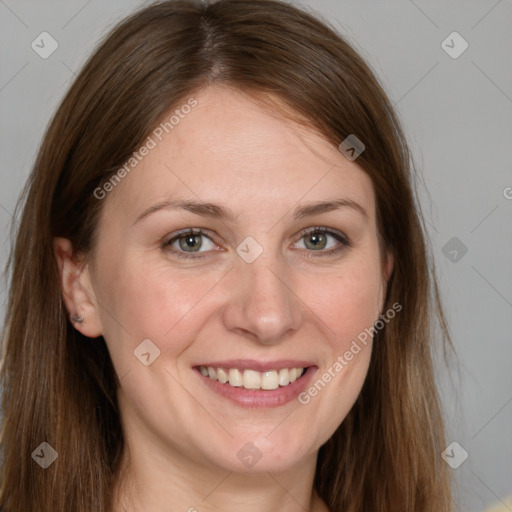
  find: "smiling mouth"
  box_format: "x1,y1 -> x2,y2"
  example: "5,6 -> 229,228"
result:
197,365 -> 307,391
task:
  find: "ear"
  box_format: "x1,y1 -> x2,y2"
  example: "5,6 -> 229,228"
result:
383,249 -> 394,283
53,237 -> 103,338
379,249 -> 395,313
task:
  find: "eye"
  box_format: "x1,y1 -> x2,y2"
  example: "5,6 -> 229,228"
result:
162,226 -> 351,261
163,229 -> 219,259
293,227 -> 351,256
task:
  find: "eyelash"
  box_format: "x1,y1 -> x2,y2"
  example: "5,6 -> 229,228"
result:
162,227 -> 352,260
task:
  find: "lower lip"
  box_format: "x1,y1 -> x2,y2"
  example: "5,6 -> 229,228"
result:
195,367 -> 317,408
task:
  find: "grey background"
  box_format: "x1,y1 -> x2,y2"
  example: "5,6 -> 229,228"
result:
1,0 -> 511,510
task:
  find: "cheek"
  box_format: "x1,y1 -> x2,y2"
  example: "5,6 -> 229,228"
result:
93,253 -> 225,358
295,257 -> 382,438
303,255 -> 383,352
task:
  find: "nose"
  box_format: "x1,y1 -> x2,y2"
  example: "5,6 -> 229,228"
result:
222,256 -> 303,345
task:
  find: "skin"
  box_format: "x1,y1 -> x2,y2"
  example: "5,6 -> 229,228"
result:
55,85 -> 393,512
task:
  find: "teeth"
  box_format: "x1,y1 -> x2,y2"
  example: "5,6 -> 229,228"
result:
217,367 -> 228,384
199,366 -> 305,390
228,368 -> 243,387
261,370 -> 278,390
243,369 -> 261,389
279,368 -> 290,386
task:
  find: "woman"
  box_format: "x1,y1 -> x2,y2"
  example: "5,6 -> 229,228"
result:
0,0 -> 453,510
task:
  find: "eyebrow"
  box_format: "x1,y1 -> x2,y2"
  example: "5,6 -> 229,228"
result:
132,197 -> 368,226
294,198 -> 368,220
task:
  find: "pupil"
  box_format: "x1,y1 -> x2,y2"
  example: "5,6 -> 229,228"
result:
306,232 -> 326,250
180,234 -> 201,251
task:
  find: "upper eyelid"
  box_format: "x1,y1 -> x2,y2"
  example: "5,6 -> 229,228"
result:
296,226 -> 346,237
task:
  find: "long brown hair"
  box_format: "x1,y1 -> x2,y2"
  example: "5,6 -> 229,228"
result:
0,0 -> 453,510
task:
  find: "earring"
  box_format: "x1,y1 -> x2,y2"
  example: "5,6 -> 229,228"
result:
71,314 -> 84,324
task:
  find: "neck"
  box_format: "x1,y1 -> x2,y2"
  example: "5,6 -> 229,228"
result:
112,437 -> 328,512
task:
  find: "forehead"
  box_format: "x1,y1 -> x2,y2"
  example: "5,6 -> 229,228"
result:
101,85 -> 376,225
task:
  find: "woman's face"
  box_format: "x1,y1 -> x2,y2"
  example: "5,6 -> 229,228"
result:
79,85 -> 392,474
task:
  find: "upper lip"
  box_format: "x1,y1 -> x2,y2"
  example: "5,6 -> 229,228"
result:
194,359 -> 316,371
